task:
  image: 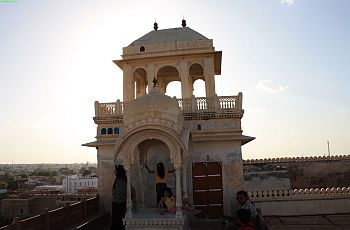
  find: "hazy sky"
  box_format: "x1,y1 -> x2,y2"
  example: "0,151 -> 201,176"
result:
0,0 -> 349,163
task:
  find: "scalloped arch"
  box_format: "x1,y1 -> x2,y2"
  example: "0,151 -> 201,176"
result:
114,129 -> 186,168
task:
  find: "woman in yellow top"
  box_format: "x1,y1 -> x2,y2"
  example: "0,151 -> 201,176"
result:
145,162 -> 175,205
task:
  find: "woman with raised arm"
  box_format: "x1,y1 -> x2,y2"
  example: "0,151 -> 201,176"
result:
145,162 -> 175,206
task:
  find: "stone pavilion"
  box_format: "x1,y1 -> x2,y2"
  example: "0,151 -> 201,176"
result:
84,20 -> 254,229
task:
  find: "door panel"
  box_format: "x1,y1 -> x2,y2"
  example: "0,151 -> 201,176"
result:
192,162 -> 223,219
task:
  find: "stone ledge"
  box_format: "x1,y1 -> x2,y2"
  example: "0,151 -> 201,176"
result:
124,218 -> 184,226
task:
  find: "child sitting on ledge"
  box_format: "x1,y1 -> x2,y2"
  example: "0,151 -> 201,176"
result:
158,187 -> 176,215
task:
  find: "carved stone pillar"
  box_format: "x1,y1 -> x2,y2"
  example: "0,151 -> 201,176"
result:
204,58 -> 216,98
180,61 -> 191,99
182,165 -> 188,196
175,167 -> 183,218
147,64 -> 155,90
124,165 -> 132,218
123,64 -> 134,102
138,166 -> 145,208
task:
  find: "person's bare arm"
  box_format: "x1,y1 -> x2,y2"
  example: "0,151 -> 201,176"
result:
145,164 -> 155,173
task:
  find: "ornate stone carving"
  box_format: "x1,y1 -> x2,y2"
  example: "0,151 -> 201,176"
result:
115,129 -> 185,167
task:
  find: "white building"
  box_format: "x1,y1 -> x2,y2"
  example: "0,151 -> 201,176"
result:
62,175 -> 98,194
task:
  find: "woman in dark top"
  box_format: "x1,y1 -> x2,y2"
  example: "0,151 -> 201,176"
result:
110,165 -> 127,230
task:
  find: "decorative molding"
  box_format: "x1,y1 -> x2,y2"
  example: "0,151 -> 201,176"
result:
124,217 -> 184,228
244,155 -> 350,164
116,129 -> 184,167
124,118 -> 180,136
248,187 -> 350,202
183,113 -> 243,120
94,117 -> 124,125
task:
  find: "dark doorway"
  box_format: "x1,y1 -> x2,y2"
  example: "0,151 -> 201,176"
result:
192,162 -> 223,219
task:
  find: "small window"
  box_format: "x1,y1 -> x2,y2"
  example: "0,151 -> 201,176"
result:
197,124 -> 202,130
107,128 -> 113,134
20,209 -> 23,214
114,127 -> 120,134
140,46 -> 145,52
101,128 -> 106,135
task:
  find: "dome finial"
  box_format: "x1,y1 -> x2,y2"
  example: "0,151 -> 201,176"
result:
182,17 -> 186,27
153,20 -> 158,30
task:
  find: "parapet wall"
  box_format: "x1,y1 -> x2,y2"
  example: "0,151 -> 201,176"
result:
248,187 -> 350,201
244,154 -> 350,164
243,154 -> 350,189
248,187 -> 350,216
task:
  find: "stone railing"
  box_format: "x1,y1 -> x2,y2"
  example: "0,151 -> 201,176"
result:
248,188 -> 350,216
177,94 -> 242,114
248,187 -> 350,202
94,94 -> 243,118
95,100 -> 124,117
0,195 -> 99,230
244,154 -> 350,164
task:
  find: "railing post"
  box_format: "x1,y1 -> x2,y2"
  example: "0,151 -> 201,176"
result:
94,101 -> 99,117
237,92 -> 243,111
64,203 -> 71,227
116,100 -> 121,115
43,208 -> 50,230
191,95 -> 196,112
12,217 -> 20,230
213,94 -> 219,112
82,198 -> 88,218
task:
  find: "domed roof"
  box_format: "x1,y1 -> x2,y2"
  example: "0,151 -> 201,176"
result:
128,27 -> 209,47
123,87 -> 182,131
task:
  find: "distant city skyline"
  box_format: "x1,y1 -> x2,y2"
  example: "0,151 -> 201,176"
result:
0,0 -> 349,163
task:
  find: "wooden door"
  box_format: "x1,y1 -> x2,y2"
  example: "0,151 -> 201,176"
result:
192,162 -> 223,219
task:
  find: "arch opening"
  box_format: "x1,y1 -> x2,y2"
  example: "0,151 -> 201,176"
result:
165,80 -> 182,98
133,68 -> 147,99
157,66 -> 179,94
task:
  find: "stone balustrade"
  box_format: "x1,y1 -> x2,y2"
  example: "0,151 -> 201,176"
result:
94,94 -> 243,119
0,195 -> 99,230
248,187 -> 350,202
248,188 -> 350,216
244,154 -> 350,164
95,100 -> 124,117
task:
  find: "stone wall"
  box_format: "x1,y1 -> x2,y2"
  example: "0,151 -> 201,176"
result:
248,187 -> 350,216
190,140 -> 243,216
244,155 -> 350,190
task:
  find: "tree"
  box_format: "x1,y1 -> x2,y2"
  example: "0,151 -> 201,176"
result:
58,167 -> 70,176
6,178 -> 19,190
83,169 -> 91,177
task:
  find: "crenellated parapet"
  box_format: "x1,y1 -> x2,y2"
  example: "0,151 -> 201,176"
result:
244,155 -> 350,164
248,187 -> 350,202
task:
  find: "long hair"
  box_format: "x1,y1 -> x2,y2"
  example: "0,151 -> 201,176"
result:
156,162 -> 165,179
113,165 -> 127,187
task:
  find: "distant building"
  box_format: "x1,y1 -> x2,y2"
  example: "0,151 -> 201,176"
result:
62,175 -> 98,194
33,185 -> 63,193
0,197 -> 57,219
0,189 -> 8,199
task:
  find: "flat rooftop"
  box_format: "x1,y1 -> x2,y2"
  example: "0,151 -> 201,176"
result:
189,213 -> 350,230
265,213 -> 350,230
